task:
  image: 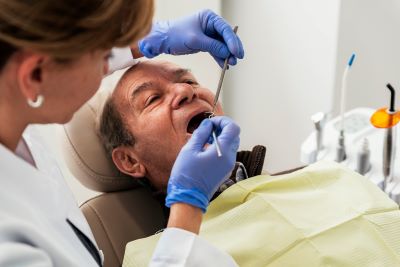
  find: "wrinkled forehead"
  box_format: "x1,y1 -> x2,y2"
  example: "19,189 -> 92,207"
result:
131,60 -> 182,76
122,60 -> 188,89
112,60 -> 190,101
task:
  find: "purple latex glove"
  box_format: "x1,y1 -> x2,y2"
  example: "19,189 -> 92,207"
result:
138,9 -> 244,67
166,116 -> 240,212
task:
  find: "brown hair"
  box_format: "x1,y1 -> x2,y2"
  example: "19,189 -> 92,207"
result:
0,0 -> 154,67
99,96 -> 135,156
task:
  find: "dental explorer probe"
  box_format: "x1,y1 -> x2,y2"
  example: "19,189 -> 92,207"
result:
211,26 -> 239,114
209,26 -> 239,157
336,53 -> 356,162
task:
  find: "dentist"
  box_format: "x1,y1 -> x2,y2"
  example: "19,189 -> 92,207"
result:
0,1 -> 243,266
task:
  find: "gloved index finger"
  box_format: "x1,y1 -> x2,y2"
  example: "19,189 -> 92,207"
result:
213,19 -> 244,59
209,116 -> 241,143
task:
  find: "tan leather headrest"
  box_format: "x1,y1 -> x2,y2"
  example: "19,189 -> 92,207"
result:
60,70 -> 139,192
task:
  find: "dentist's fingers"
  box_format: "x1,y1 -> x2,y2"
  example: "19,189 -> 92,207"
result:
212,55 -> 237,68
186,119 -> 213,152
202,116 -> 240,155
167,116 -> 241,212
210,14 -> 244,59
209,116 -> 241,144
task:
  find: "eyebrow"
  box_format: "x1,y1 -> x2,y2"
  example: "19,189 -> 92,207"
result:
172,68 -> 191,81
131,81 -> 154,99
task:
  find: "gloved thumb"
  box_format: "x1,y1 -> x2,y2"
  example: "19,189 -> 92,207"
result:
209,116 -> 241,148
186,119 -> 213,151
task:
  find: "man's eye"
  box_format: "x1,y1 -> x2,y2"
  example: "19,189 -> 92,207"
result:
184,80 -> 197,85
145,95 -> 160,107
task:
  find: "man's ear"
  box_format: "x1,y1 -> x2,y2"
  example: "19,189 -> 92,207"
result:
16,53 -> 46,102
112,146 -> 146,178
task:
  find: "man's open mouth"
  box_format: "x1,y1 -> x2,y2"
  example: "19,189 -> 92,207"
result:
187,111 -> 213,134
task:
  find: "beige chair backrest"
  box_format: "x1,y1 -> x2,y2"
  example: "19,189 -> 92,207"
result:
60,87 -> 166,267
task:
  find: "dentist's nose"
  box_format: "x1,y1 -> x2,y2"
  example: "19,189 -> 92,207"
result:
172,84 -> 197,109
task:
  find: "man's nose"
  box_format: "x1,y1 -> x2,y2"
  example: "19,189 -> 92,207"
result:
171,84 -> 197,109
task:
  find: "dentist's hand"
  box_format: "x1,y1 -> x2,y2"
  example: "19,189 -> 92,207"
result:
166,116 -> 240,213
138,9 -> 244,68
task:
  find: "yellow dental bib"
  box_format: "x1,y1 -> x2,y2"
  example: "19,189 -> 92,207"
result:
123,161 -> 400,267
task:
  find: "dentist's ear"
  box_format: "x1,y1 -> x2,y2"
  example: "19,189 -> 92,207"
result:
16,52 -> 46,103
112,147 -> 146,178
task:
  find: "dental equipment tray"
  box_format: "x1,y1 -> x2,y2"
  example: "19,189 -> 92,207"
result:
301,107 -> 400,204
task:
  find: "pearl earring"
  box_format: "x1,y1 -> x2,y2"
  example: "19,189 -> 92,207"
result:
27,95 -> 44,108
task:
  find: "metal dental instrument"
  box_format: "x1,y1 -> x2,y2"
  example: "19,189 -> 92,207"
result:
212,131 -> 222,157
211,25 -> 239,114
311,112 -> 326,154
335,132 -> 346,162
209,26 -> 239,157
356,138 -> 371,175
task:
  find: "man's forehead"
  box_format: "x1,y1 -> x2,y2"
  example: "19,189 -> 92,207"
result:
129,60 -> 189,79
123,61 -> 191,92
114,61 -> 193,102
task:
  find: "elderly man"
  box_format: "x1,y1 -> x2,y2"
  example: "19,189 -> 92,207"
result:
99,60 -> 263,196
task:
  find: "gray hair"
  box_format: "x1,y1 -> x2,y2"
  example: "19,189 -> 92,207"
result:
99,96 -> 135,155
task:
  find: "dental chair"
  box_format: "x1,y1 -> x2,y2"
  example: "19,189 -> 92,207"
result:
60,90 -> 266,267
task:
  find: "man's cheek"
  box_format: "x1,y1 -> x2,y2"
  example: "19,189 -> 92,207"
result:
184,134 -> 191,143
213,102 -> 224,115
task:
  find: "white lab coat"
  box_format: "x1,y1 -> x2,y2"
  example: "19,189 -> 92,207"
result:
0,126 -> 237,266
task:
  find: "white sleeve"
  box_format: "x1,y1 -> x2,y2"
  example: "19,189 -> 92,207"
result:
0,242 -> 52,266
107,47 -> 138,74
149,228 -> 238,267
